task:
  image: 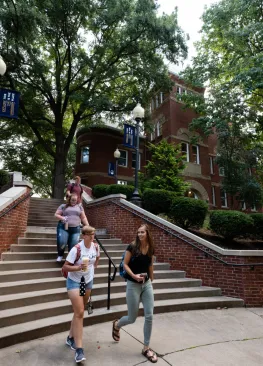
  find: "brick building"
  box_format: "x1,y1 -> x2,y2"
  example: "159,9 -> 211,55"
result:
75,73 -> 259,211
75,125 -> 147,187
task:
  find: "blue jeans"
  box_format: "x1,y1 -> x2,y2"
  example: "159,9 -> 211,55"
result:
57,222 -> 80,256
117,279 -> 154,346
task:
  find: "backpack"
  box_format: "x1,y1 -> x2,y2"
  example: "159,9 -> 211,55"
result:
61,243 -> 81,279
70,183 -> 83,195
119,250 -> 135,279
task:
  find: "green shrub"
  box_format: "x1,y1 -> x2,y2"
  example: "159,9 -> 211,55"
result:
0,170 -> 9,187
169,197 -> 208,229
210,210 -> 253,240
142,189 -> 178,215
249,213 -> 263,239
107,184 -> 135,200
92,184 -> 109,198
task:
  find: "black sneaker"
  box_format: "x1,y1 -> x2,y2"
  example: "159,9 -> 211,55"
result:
66,336 -> 76,350
75,348 -> 86,363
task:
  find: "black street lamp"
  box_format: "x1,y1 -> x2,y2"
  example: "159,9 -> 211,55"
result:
131,103 -> 145,206
114,148 -> 121,184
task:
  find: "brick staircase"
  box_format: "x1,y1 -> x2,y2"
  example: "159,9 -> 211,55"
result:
0,198 -> 244,348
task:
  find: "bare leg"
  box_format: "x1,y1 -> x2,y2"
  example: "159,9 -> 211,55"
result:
68,289 -> 85,348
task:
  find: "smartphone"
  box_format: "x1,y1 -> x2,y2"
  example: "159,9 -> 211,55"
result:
140,273 -> 148,283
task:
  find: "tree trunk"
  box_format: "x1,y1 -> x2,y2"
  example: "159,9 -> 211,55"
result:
52,136 -> 67,199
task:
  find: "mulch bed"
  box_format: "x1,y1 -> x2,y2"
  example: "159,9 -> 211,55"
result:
189,228 -> 263,251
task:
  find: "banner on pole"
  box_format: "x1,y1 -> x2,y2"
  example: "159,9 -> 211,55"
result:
0,88 -> 20,119
108,162 -> 115,177
123,124 -> 135,148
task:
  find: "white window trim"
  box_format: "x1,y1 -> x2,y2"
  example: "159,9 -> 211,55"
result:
156,121 -> 160,137
192,145 -> 200,164
242,201 -> 246,211
118,149 -> 128,167
209,156 -> 214,174
80,146 -> 90,164
182,142 -> 189,162
248,168 -> 252,176
132,152 -> 141,170
212,186 -> 216,206
221,190 -> 228,208
160,92 -> 163,104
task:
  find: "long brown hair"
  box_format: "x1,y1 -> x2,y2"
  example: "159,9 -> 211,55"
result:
132,224 -> 154,257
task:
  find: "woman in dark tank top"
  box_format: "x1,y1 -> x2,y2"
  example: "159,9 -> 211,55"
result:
112,224 -> 158,363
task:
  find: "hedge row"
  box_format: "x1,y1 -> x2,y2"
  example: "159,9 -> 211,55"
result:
92,186 -> 263,239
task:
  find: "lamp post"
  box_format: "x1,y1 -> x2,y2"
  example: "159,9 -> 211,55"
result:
131,103 -> 145,206
0,56 -> 6,76
114,148 -> 121,184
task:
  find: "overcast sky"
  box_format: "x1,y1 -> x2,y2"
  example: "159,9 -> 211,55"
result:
158,0 -> 218,71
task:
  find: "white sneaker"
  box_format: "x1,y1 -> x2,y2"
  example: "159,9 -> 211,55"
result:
56,256 -> 63,262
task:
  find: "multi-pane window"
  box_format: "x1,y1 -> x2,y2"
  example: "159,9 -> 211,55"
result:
81,146 -> 90,163
156,121 -> 162,137
117,180 -> 128,185
192,145 -> 200,164
118,150 -> 128,167
181,142 -> 189,162
251,203 -> 257,212
132,152 -> 141,170
212,186 -> 216,206
242,201 -> 246,210
219,167 -> 225,176
220,189 -> 228,207
209,156 -> 214,174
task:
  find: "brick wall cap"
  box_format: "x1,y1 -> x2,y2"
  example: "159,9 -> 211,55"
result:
120,199 -> 263,257
86,194 -> 126,205
0,187 -> 27,211
13,180 -> 33,189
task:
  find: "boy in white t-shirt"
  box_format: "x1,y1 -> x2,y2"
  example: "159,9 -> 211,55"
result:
62,225 -> 100,363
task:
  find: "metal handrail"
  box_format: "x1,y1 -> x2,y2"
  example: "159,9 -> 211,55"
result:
0,191 -> 33,218
95,234 -> 117,310
112,201 -> 263,270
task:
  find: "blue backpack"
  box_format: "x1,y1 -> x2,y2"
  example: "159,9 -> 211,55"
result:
119,250 -> 135,279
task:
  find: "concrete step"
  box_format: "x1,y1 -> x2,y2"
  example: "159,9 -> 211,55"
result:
0,287 -> 223,328
0,257 -> 122,270
27,223 -> 57,227
0,296 -> 244,349
10,243 -> 126,253
2,250 -> 124,260
0,277 -> 201,296
0,264 -> 174,282
0,286 -> 221,311
18,238 -> 121,245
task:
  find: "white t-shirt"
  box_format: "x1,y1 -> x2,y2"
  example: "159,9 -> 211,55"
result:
66,240 -> 100,284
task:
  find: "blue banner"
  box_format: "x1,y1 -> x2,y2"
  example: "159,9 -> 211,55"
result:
123,124 -> 135,148
0,88 -> 20,119
108,162 -> 115,176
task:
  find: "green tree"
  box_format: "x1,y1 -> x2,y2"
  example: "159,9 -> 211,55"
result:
180,0 -> 263,207
141,140 -> 189,194
0,0 -> 188,198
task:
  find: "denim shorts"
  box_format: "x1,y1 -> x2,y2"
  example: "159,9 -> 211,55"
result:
66,277 -> 93,291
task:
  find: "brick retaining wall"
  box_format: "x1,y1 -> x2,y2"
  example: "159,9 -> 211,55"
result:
84,195 -> 263,306
0,188 -> 31,255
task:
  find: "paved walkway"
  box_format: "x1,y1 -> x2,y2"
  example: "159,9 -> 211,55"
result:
1,307 -> 263,365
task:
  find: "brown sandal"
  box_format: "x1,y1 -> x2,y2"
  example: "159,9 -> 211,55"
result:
142,348 -> 158,363
112,319 -> 120,342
